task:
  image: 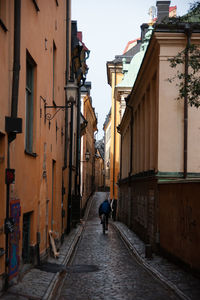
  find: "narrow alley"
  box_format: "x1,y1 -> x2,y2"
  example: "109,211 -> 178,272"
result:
53,192 -> 179,300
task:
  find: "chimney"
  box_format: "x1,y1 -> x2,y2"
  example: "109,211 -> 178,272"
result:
140,23 -> 149,42
156,1 -> 171,23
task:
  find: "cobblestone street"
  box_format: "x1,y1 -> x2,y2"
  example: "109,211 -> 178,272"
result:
1,192 -> 199,300
55,192 -> 179,300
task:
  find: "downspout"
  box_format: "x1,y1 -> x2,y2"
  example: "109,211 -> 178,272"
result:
5,0 -> 21,289
74,51 -> 88,221
126,103 -> 133,177
117,125 -> 122,181
74,85 -> 81,222
64,0 -> 70,235
112,64 -> 116,199
183,24 -> 191,179
64,0 -> 70,168
11,0 -> 21,119
67,103 -> 73,233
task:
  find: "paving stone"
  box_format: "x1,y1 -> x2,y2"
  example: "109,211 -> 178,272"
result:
113,220 -> 200,300
55,192 -> 180,300
1,192 -> 200,300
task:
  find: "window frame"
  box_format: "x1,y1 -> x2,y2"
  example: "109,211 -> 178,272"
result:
25,52 -> 36,156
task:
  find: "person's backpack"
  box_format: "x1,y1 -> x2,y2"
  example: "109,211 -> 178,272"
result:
101,200 -> 110,214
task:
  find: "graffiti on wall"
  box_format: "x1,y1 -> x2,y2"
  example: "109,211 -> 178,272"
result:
9,199 -> 21,280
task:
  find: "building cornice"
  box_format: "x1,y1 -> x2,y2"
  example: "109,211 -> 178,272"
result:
84,95 -> 97,131
106,62 -> 123,86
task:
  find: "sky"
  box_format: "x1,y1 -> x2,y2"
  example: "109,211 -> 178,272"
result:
72,0 -> 192,139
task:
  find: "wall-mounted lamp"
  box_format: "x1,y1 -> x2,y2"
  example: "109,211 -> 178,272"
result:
44,81 -> 78,121
44,102 -> 74,121
85,150 -> 90,162
81,150 -> 90,162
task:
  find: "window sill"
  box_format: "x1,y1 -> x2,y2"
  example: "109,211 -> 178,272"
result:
25,150 -> 37,157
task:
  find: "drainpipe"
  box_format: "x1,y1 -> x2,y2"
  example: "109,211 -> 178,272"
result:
5,0 -> 21,289
64,0 -> 70,168
112,64 -> 116,199
67,103 -> 73,233
11,0 -> 21,119
63,0 -> 70,236
126,102 -> 133,177
184,24 -> 191,179
74,86 -> 81,222
118,125 -> 122,181
5,145 -> 10,290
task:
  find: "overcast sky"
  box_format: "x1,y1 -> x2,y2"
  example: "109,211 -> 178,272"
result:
72,0 -> 191,139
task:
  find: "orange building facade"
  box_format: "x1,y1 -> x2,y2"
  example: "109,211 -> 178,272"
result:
0,0 -> 74,289
80,83 -> 97,215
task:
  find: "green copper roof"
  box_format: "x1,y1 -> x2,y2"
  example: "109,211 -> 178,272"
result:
117,26 -> 153,88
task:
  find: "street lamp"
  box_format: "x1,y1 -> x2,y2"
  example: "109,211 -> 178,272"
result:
65,80 -> 79,234
85,150 -> 90,162
64,80 -> 79,102
43,81 -> 77,122
80,150 -> 90,162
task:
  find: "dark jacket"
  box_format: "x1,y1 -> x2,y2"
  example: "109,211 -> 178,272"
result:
99,200 -> 111,216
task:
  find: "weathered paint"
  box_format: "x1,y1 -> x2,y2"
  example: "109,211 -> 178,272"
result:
0,0 -> 70,285
119,29 -> 200,271
81,94 -> 97,213
159,182 -> 200,272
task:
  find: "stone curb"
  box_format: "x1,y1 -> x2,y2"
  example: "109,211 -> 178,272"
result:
112,222 -> 191,300
43,194 -> 94,300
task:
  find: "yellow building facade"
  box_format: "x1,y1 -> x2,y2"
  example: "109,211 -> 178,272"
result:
106,61 -> 123,203
103,110 -> 111,189
119,18 -> 200,272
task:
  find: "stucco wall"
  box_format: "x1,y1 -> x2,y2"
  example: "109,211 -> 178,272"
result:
0,0 -> 68,278
159,182 -> 200,271
119,178 -> 158,245
157,33 -> 200,174
110,70 -> 123,200
81,95 -> 97,212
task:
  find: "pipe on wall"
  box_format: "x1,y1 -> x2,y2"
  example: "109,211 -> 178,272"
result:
5,0 -> 21,290
112,64 -> 116,199
183,24 -> 191,179
67,103 -> 74,233
11,0 -> 21,118
126,103 -> 133,177
64,0 -> 70,168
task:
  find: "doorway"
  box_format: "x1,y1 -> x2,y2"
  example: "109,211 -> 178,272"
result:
22,212 -> 32,263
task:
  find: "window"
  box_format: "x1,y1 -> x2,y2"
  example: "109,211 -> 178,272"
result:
25,53 -> 36,154
0,0 -> 8,32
